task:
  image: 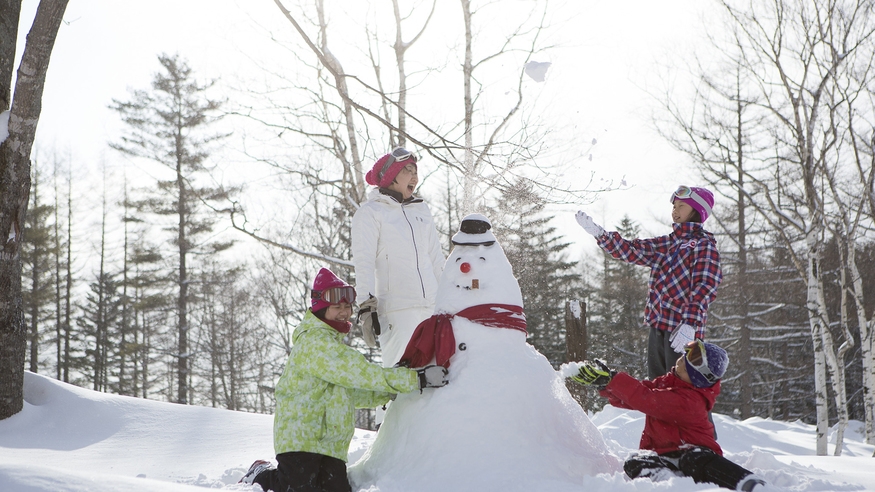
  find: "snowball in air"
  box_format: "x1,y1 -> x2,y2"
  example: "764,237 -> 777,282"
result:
524,61 -> 551,82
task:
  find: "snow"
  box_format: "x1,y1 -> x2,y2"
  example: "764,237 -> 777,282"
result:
1,110 -> 9,145
4,222 -> 873,492
524,61 -> 551,82
560,360 -> 588,379
1,371 -> 873,491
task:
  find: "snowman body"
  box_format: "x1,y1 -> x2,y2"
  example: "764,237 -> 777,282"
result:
348,232 -> 619,491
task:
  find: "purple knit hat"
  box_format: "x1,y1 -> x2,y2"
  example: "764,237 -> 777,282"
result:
310,268 -> 355,312
684,342 -> 729,388
671,186 -> 714,222
365,147 -> 417,188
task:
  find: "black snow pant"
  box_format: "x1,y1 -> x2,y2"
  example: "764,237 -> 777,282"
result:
624,448 -> 757,490
647,326 -> 679,379
254,451 -> 351,492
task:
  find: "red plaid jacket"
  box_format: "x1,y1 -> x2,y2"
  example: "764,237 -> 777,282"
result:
596,222 -> 722,339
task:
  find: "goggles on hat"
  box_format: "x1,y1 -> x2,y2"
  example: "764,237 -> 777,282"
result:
377,147 -> 417,182
670,185 -> 712,218
311,286 -> 356,305
684,339 -> 719,385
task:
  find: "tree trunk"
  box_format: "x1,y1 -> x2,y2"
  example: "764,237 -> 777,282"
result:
176,158 -> 189,405
62,167 -> 71,383
27,173 -> 41,373
564,299 -> 587,407
0,0 -> 69,421
0,0 -> 22,112
806,231 -> 829,455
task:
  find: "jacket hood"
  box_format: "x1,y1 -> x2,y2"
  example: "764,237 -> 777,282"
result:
667,369 -> 720,411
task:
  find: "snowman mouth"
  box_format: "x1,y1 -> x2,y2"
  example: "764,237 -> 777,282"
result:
456,279 -> 480,290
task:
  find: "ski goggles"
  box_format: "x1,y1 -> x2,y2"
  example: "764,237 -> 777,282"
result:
684,339 -> 719,385
377,147 -> 417,182
311,286 -> 356,305
670,185 -> 712,218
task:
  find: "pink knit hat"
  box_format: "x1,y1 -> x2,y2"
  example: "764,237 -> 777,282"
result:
670,186 -> 714,222
365,147 -> 417,188
310,268 -> 355,312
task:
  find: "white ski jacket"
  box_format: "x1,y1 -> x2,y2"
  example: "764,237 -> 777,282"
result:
351,188 -> 445,314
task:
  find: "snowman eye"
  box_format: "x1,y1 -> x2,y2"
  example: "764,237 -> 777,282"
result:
479,257 -> 486,261
455,257 -> 462,262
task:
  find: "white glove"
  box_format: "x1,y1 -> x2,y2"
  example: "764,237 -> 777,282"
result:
575,211 -> 605,237
357,297 -> 380,348
416,365 -> 449,389
669,323 -> 697,353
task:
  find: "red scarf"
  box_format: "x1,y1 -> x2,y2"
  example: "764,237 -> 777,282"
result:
398,304 -> 526,368
313,310 -> 351,334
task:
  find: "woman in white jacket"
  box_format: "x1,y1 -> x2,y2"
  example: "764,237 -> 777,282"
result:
352,147 -> 445,369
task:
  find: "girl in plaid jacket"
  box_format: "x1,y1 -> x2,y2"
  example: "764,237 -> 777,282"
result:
575,186 -> 722,379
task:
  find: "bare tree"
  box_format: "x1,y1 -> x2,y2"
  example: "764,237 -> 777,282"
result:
653,0 -> 875,453
0,0 -> 69,420
229,0 -> 589,265
827,62 -> 875,445
110,53 -> 235,405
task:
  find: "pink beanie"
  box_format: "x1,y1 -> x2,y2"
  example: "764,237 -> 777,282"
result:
365,150 -> 417,188
311,268 -> 354,312
673,186 -> 714,222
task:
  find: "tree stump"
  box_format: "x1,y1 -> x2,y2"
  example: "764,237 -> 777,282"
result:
564,299 -> 588,408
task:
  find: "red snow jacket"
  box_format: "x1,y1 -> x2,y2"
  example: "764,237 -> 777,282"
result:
599,371 -> 722,456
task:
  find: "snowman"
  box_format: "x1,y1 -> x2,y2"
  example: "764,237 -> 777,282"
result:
348,214 -> 620,492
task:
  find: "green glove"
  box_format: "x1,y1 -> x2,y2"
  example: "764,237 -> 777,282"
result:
570,360 -> 616,387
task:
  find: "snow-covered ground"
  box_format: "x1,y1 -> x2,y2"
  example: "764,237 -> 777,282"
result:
0,371 -> 872,492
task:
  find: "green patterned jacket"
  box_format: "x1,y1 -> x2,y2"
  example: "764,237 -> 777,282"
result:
273,309 -> 419,461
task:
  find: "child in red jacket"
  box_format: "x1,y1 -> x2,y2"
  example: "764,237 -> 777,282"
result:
568,341 -> 766,491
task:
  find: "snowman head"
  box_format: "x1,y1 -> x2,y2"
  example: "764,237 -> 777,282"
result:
436,214 -> 524,312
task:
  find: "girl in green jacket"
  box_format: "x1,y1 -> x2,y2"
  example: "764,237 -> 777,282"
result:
240,267 -> 448,492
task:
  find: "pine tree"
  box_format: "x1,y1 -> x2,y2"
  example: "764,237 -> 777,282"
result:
110,53 -> 236,404
586,216 -> 649,379
21,161 -> 58,374
126,237 -> 171,399
488,180 -> 582,368
77,271 -> 122,392
53,159 -> 76,383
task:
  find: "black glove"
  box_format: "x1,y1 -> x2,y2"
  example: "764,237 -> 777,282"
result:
570,360 -> 616,387
416,365 -> 449,389
356,296 -> 380,348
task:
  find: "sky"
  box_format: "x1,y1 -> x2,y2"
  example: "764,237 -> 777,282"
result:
13,0 -> 718,259
2,361 -> 874,491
